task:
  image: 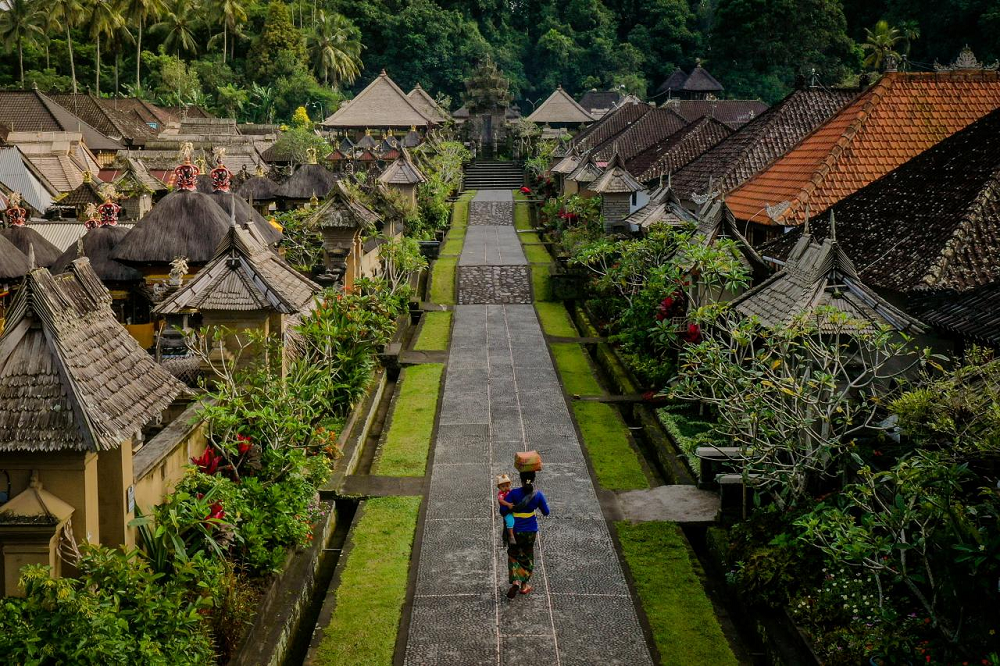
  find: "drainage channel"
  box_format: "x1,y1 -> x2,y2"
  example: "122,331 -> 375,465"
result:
282,499 -> 358,666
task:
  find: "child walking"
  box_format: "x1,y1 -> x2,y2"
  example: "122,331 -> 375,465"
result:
496,474 -> 517,545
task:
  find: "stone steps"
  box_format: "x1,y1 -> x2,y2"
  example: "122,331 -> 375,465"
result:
463,161 -> 524,190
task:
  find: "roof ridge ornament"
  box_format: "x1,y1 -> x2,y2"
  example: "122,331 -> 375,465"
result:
174,142 -> 199,191
829,209 -> 837,242
210,147 -> 232,193
97,184 -> 120,226
4,191 -> 27,227
83,202 -> 100,229
934,45 -> 999,71
803,203 -> 811,236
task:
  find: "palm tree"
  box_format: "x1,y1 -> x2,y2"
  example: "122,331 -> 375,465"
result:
123,0 -> 166,93
151,0 -> 200,57
51,0 -> 84,93
307,11 -> 362,88
88,0 -> 127,95
899,20 -> 920,58
862,20 -> 902,72
213,0 -> 246,64
0,0 -> 45,86
41,12 -> 63,71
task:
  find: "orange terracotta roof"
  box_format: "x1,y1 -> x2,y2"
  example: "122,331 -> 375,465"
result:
727,70 -> 1000,225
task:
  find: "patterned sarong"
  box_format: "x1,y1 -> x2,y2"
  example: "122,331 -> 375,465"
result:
507,531 -> 537,585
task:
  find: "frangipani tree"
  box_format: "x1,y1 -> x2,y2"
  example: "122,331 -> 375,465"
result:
671,307 -> 934,509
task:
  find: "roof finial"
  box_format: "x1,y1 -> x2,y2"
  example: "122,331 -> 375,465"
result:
667,172 -> 672,191
828,208 -> 836,242
27,242 -> 36,270
76,235 -> 85,258
803,203 -> 811,236
229,198 -> 237,228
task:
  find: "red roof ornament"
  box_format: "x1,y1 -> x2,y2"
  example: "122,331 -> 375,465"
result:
83,202 -> 100,230
174,141 -> 199,191
210,147 -> 232,193
4,191 -> 27,227
97,184 -> 120,226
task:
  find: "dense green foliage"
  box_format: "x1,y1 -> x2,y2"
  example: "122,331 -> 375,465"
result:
4,0 -> 997,116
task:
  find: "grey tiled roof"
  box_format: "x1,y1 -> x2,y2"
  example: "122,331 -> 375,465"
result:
631,117 -> 733,183
311,181 -> 380,230
589,154 -> 642,194
0,259 -> 186,452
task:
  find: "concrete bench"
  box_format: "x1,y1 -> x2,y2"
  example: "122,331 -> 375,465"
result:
695,446 -> 743,489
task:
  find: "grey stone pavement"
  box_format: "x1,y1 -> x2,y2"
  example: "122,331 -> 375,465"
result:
404,191 -> 653,666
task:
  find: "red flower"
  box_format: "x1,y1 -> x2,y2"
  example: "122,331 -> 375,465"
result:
191,447 -> 221,476
206,501 -> 225,522
236,434 -> 253,455
682,323 -> 702,343
519,186 -> 532,194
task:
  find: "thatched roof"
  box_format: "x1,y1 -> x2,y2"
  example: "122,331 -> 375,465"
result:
321,70 -> 437,129
111,189 -> 233,265
0,226 -> 63,267
236,174 -> 280,200
526,86 -> 596,125
0,233 -> 29,280
589,154 -> 643,194
378,150 -> 427,185
206,190 -> 282,244
0,259 -> 186,452
50,226 -> 143,282
407,84 -> 450,123
312,181 -> 380,230
276,164 -> 339,200
155,223 -> 318,314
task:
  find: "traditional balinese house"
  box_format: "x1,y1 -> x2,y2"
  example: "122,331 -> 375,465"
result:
377,149 -> 427,208
758,106 -> 1000,351
48,93 -> 157,149
321,70 -> 438,138
910,284 -> 1000,350
311,181 -> 381,290
656,60 -> 724,101
111,151 -> 234,288
110,98 -> 178,133
588,154 -> 643,232
670,86 -> 859,204
565,153 -> 604,197
7,131 -> 101,195
274,155 -> 339,210
630,116 -> 733,185
549,145 -> 584,193
153,218 -> 319,371
526,86 -> 596,131
567,98 -> 651,154
664,99 -> 770,130
656,68 -> 691,97
0,90 -> 123,166
407,84 -> 450,124
729,211 -> 925,336
0,258 -> 186,594
727,50 -> 1000,244
0,193 -> 61,267
620,186 -> 699,233
50,197 -> 147,328
95,156 -> 169,220
401,127 -> 422,149
0,232 -> 29,326
579,90 -> 624,120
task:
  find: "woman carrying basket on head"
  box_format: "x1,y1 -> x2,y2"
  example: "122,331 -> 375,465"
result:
506,451 -> 549,599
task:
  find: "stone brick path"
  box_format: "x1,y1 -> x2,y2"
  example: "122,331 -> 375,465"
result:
404,191 -> 653,666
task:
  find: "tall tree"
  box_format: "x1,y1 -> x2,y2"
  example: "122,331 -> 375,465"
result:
123,0 -> 165,93
0,0 -> 45,86
249,2 -> 307,85
307,10 -> 362,88
51,0 -> 84,93
212,0 -> 247,64
151,0 -> 200,57
862,19 -> 901,71
88,0 -> 127,95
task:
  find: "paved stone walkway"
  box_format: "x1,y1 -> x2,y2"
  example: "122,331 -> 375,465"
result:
405,191 -> 653,666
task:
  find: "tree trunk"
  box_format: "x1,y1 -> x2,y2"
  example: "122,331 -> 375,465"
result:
136,21 -> 142,93
18,36 -> 24,87
67,25 -> 77,94
222,22 -> 227,65
95,34 -> 101,95
115,50 -> 119,96
45,40 -> 50,70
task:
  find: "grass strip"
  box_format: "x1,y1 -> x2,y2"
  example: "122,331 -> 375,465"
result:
531,264 -> 551,302
439,236 -> 463,255
573,401 -> 649,490
313,497 -> 421,666
430,256 -> 457,304
551,342 -> 603,396
413,311 -> 452,351
519,231 -> 543,244
617,521 -> 738,666
372,364 -> 444,476
535,302 -> 577,338
513,194 -> 532,230
524,243 -> 552,264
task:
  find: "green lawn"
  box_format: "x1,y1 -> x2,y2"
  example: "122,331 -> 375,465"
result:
372,364 -> 444,476
531,264 -> 551,301
439,236 -> 464,255
551,343 -> 603,396
313,497 -> 421,666
413,311 -> 452,351
430,256 -> 457,304
513,190 -> 532,230
519,231 -> 542,244
573,401 -> 649,490
535,302 -> 577,337
524,243 -> 552,264
617,522 -> 738,666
